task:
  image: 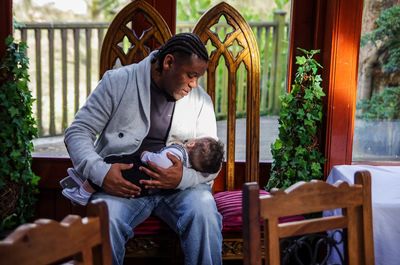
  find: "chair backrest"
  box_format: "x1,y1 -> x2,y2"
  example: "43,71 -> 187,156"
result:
242,170 -> 374,265
99,0 -> 261,191
99,0 -> 172,78
193,2 -> 260,190
0,199 -> 111,265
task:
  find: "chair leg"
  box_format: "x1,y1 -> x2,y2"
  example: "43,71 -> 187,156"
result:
243,182 -> 262,265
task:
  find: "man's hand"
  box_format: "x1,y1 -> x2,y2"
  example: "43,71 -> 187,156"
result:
139,153 -> 183,189
102,163 -> 141,197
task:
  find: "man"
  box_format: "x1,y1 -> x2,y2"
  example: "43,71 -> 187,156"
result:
64,33 -> 222,265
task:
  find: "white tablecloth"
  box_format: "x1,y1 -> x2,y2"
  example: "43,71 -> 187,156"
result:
325,165 -> 400,265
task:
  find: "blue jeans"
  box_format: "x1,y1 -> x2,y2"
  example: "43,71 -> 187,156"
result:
92,184 -> 223,265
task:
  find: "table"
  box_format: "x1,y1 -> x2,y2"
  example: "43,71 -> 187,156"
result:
324,165 -> 400,265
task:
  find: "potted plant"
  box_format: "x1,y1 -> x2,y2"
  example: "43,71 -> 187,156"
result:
266,48 -> 325,190
0,36 -> 39,234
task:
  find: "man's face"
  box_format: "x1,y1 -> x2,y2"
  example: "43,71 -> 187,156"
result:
160,53 -> 208,100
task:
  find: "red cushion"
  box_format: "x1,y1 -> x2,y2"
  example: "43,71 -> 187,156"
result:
134,216 -> 171,235
134,190 -> 304,235
214,190 -> 304,232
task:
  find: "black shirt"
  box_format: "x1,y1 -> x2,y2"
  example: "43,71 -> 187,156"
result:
137,79 -> 175,154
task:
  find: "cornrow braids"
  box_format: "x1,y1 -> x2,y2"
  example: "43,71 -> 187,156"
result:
152,33 -> 208,72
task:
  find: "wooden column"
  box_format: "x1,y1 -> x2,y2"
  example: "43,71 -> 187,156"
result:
0,0 -> 13,59
145,0 -> 176,34
321,0 -> 363,173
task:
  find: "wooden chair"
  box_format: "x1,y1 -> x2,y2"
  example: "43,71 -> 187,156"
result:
0,199 -> 111,265
98,0 -> 261,262
243,170 -> 375,265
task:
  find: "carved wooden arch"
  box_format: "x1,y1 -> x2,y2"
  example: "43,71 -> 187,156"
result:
99,0 -> 172,78
193,2 -> 260,190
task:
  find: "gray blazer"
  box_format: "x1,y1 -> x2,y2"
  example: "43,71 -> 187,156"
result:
64,52 -> 218,189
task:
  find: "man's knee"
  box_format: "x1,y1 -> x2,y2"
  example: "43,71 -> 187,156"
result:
183,189 -> 222,229
93,193 -> 134,239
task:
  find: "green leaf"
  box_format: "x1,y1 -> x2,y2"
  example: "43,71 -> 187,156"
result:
296,56 -> 307,65
273,139 -> 283,150
9,106 -> 19,117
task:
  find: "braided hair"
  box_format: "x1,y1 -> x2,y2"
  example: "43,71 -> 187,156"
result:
152,33 -> 208,72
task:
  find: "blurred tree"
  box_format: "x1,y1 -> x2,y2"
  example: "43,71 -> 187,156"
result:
357,0 -> 400,100
274,0 -> 290,9
177,0 -> 282,22
362,5 -> 400,73
177,0 -> 211,21
85,0 -> 129,21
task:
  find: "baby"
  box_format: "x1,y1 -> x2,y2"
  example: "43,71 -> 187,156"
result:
62,136 -> 224,205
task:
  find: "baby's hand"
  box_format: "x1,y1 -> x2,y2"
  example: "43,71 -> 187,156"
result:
140,151 -> 149,159
140,151 -> 149,161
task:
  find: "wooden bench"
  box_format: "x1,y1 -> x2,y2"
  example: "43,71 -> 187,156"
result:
68,0 -> 261,263
97,1 -> 261,262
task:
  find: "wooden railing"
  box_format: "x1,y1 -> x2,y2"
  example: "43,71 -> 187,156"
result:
15,22 -> 107,137
15,11 -> 288,137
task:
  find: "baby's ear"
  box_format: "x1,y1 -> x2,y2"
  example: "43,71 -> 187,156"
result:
186,141 -> 196,148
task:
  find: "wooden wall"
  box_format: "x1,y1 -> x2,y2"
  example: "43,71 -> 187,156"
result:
0,0 -> 13,58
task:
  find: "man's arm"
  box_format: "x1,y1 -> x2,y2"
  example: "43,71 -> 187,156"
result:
65,71 -> 140,197
65,71 -> 114,185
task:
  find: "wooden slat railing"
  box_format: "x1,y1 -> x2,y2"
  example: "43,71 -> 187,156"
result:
15,12 -> 288,137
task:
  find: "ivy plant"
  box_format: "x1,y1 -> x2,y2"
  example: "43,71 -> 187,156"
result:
0,36 -> 40,233
266,48 -> 325,190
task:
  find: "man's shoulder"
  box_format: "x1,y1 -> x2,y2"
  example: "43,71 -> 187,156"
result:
103,54 -> 151,84
103,64 -> 136,78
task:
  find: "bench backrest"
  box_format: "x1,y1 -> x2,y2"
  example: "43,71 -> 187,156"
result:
242,170 -> 375,265
0,199 -> 111,265
193,2 -> 260,190
99,0 -> 172,78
